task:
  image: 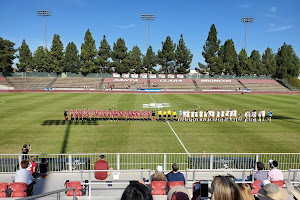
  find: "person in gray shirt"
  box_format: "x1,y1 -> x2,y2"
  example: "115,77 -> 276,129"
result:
249,162 -> 268,180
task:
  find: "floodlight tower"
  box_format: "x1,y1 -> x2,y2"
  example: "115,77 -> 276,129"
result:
37,10 -> 51,49
241,17 -> 254,51
141,14 -> 155,50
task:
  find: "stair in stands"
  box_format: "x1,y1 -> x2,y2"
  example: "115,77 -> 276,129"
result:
237,79 -> 248,90
147,79 -> 151,88
98,78 -> 104,90
4,77 -> 14,88
192,79 -> 200,90
47,77 -> 57,88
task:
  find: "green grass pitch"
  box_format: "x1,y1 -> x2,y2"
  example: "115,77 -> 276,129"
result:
0,93 -> 299,154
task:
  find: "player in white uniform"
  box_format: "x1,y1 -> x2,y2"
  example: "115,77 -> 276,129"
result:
216,110 -> 220,121
244,110 -> 248,122
221,110 -> 225,122
183,110 -> 186,121
253,110 -> 257,122
261,109 -> 265,121
234,109 -> 238,122
207,110 -> 211,122
225,109 -> 229,121
229,110 -> 233,121
211,110 -> 215,121
199,110 -> 203,121
194,110 -> 198,121
186,110 -> 190,122
258,110 -> 262,122
190,110 -> 195,122
203,111 -> 207,122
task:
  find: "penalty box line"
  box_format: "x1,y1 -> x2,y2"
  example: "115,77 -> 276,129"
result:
149,94 -> 191,157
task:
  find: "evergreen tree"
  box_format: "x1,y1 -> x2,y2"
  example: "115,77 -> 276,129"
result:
175,34 -> 193,74
202,24 -> 222,75
128,46 -> 143,74
33,46 -> 53,72
218,39 -> 239,75
0,37 -> 16,72
157,36 -> 176,74
262,47 -> 277,76
249,50 -> 265,75
81,29 -> 97,74
276,43 -> 300,78
238,49 -> 250,75
50,34 -> 64,73
17,39 -> 33,72
111,38 -> 128,74
97,35 -> 112,73
143,46 -> 157,74
63,42 -> 80,73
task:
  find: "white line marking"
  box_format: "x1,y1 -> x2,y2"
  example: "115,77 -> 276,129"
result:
149,94 -> 191,157
167,121 -> 191,157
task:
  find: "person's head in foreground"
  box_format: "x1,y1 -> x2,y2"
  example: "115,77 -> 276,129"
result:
167,186 -> 190,200
238,183 -> 255,200
121,181 -> 152,200
257,183 -> 288,200
21,160 -> 29,169
211,175 -> 243,200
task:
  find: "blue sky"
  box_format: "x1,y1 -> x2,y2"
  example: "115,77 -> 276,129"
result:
0,0 -> 299,69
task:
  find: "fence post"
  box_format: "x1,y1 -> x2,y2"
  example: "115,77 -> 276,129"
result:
164,154 -> 167,171
68,154 -> 72,172
117,154 -> 120,170
210,154 -> 214,170
255,154 -> 259,170
18,155 -> 22,170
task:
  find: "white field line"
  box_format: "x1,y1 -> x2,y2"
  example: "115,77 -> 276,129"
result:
149,94 -> 191,157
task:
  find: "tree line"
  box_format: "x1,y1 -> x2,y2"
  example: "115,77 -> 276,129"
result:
0,25 -> 299,79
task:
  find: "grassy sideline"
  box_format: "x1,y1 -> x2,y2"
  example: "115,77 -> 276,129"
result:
0,93 -> 299,154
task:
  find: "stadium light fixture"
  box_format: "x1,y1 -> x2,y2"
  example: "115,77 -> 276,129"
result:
37,10 -> 51,49
141,14 -> 155,50
241,17 -> 254,51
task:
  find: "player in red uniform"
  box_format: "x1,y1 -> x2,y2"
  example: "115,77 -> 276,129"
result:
123,109 -> 127,121
83,109 -> 86,121
119,110 -> 123,121
112,109 -> 115,121
128,110 -> 132,121
103,110 -> 107,120
75,109 -> 79,121
99,109 -> 103,121
70,109 -> 74,121
148,110 -> 151,121
86,109 -> 90,120
95,109 -> 99,120
91,109 -> 95,120
144,110 -> 147,121
79,109 -> 82,121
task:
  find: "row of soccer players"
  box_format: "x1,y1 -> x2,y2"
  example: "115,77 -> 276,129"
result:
244,109 -> 272,122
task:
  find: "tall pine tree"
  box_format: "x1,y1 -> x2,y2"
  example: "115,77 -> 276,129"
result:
81,29 -> 97,74
157,36 -> 176,74
249,50 -> 265,75
63,42 -> 80,73
128,46 -> 143,74
143,46 -> 157,74
175,34 -> 193,74
238,49 -> 250,75
0,37 -> 16,72
275,43 -> 300,78
17,39 -> 33,72
50,34 -> 64,73
262,47 -> 277,76
111,38 -> 128,74
97,35 -> 112,73
33,46 -> 53,72
202,24 -> 222,75
218,39 -> 239,75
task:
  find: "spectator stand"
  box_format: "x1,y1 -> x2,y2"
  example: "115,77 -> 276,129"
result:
195,79 -> 244,91
239,79 -> 290,92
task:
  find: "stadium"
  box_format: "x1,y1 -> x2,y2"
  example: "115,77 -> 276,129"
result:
0,1 -> 300,199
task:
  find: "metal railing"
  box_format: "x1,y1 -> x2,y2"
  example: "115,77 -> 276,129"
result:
288,169 -> 300,184
0,153 -> 299,173
18,187 -> 76,200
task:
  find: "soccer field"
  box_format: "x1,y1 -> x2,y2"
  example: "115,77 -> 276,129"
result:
0,93 -> 299,154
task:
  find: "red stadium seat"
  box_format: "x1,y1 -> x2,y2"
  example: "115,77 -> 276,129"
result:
271,180 -> 285,188
65,181 -> 83,196
168,181 -> 184,189
251,180 -> 262,194
10,182 -> 28,197
0,183 -> 9,197
151,181 -> 167,195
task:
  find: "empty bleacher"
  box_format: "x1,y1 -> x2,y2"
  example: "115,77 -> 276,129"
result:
239,79 -> 290,92
6,77 -> 55,90
51,78 -> 102,90
103,78 -> 148,89
150,79 -> 196,90
195,79 -> 244,91
0,76 -> 13,89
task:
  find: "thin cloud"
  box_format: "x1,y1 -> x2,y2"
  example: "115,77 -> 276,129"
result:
113,24 -> 135,29
267,24 -> 293,32
270,6 -> 277,13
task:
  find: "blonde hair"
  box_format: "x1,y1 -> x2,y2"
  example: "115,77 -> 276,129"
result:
30,156 -> 36,162
152,172 -> 165,181
211,176 -> 243,200
238,183 -> 255,200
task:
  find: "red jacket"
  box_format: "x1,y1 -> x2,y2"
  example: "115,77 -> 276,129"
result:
94,160 -> 109,180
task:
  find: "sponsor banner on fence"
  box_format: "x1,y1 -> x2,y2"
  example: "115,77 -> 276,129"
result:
168,74 -> 175,78
151,79 -> 193,83
158,74 -> 166,78
140,73 -> 147,79
104,78 -> 144,83
177,74 -> 184,78
131,74 -> 138,78
195,79 -> 238,83
113,73 -> 120,78
122,74 -> 130,78
150,74 -> 157,79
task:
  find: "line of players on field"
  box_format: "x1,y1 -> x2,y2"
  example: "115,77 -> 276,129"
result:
64,108 -> 272,122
